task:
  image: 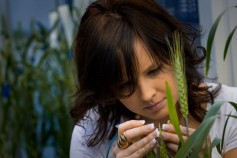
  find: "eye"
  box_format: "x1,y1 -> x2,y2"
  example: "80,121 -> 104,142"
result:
147,65 -> 163,76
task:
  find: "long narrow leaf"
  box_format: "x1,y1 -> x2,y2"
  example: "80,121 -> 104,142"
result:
204,137 -> 221,158
211,137 -> 221,154
190,100 -> 226,157
175,101 -> 225,158
146,150 -> 156,158
203,101 -> 226,121
206,9 -> 227,76
175,116 -> 217,158
225,115 -> 237,119
223,26 -> 237,60
229,101 -> 237,111
203,140 -> 211,158
220,113 -> 231,153
205,6 -> 237,75
166,81 -> 184,144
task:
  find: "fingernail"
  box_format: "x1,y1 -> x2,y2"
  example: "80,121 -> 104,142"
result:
157,131 -> 164,138
150,138 -> 156,147
154,128 -> 159,137
147,123 -> 155,130
138,120 -> 145,124
150,139 -> 156,148
162,124 -> 169,131
161,132 -> 165,139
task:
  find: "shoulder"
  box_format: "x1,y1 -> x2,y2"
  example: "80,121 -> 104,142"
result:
70,110 -> 109,158
70,109 -> 115,158
207,83 -> 237,156
207,83 -> 237,102
208,83 -> 237,115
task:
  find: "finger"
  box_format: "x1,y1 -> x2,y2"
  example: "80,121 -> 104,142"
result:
116,130 -> 157,157
118,120 -> 145,135
162,124 -> 195,136
166,142 -> 178,152
161,131 -> 188,144
130,139 -> 156,157
124,123 -> 157,143
113,145 -> 119,156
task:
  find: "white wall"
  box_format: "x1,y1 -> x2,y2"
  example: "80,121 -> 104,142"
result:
198,0 -> 237,86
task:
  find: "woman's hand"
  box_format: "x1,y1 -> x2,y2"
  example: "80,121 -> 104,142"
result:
161,124 -> 210,157
161,124 -> 195,152
113,120 -> 159,158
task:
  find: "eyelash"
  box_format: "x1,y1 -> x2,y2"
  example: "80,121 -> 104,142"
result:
147,65 -> 163,76
118,65 -> 163,90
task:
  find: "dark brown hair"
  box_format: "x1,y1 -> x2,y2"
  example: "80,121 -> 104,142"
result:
70,0 -> 220,146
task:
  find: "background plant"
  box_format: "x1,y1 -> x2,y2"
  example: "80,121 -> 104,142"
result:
205,5 -> 237,76
0,4 -> 80,157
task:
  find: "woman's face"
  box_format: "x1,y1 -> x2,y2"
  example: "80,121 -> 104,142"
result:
118,40 -> 178,123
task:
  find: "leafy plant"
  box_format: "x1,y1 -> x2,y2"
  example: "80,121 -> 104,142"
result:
0,7 -> 77,158
205,6 -> 237,76
146,29 -> 237,158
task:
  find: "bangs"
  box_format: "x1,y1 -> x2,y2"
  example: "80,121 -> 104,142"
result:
110,36 -> 139,98
111,36 -> 171,99
85,13 -> 140,102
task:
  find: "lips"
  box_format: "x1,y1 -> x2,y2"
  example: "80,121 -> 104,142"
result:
144,98 -> 166,111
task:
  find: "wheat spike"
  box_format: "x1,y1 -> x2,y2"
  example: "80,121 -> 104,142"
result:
166,32 -> 188,119
159,124 -> 167,158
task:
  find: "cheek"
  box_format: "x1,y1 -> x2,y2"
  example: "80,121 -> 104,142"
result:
119,97 -> 138,110
165,74 -> 179,102
119,98 -> 132,108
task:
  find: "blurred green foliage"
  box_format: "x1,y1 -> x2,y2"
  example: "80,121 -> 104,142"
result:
0,12 -> 75,158
205,6 -> 237,76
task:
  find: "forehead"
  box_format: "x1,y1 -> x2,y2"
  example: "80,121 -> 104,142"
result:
134,39 -> 157,72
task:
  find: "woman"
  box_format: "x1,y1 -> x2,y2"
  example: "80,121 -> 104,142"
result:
70,0 -> 237,157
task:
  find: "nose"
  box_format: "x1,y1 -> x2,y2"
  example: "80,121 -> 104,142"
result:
137,78 -> 156,103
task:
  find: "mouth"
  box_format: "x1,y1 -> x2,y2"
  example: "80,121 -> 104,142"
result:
144,98 -> 166,111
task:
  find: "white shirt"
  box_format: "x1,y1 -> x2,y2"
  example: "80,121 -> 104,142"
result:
70,83 -> 237,158
207,83 -> 237,158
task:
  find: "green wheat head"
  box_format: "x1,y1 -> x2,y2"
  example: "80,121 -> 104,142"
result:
159,124 -> 168,158
166,32 -> 188,119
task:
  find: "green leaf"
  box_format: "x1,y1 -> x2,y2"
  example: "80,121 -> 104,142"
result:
203,101 -> 226,121
225,115 -> 237,119
146,150 -> 156,158
223,26 -> 237,60
205,6 -> 237,76
175,101 -> 225,158
175,116 -> 217,158
219,113 -> 231,154
206,9 -> 227,76
203,142 -> 211,158
211,137 -> 222,155
216,142 -> 222,155
229,101 -> 237,111
166,81 -> 184,144
210,137 -> 221,149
